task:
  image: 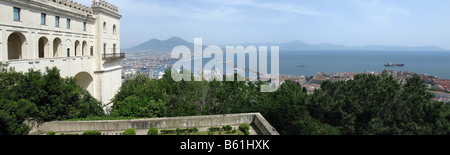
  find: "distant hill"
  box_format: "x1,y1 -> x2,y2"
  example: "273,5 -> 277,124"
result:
124,37 -> 449,54
124,37 -> 195,54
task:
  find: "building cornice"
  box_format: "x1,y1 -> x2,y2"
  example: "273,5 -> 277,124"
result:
0,23 -> 95,38
92,7 -> 122,19
94,66 -> 123,74
92,0 -> 121,19
3,0 -> 97,23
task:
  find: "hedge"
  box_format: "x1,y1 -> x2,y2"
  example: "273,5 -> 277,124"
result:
222,125 -> 233,131
160,128 -> 199,134
239,123 -> 250,135
82,130 -> 102,135
148,127 -> 158,135
47,131 -> 56,135
123,128 -> 136,135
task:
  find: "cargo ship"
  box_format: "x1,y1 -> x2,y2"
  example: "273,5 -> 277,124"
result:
384,62 -> 405,67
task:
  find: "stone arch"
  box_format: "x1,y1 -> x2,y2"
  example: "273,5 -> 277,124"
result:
7,32 -> 27,60
38,36 -> 49,58
74,40 -> 80,56
82,41 -> 87,56
74,72 -> 94,94
53,37 -> 62,57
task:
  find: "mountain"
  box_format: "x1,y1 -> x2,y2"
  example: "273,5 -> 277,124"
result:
124,37 -> 449,54
124,37 -> 194,53
355,45 -> 446,51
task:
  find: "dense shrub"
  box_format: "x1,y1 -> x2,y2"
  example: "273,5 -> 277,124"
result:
123,128 -> 136,135
208,127 -> 221,132
47,131 -> 56,135
222,125 -> 233,131
82,130 -> 102,135
176,128 -> 185,133
148,127 -> 158,135
160,128 -> 199,134
60,133 -> 79,135
239,123 -> 250,135
160,129 -> 175,134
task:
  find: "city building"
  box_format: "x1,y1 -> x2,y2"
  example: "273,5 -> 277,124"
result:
0,0 -> 124,105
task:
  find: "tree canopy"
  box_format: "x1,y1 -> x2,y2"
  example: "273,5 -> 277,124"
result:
112,70 -> 450,135
2,64 -> 449,135
0,64 -> 104,135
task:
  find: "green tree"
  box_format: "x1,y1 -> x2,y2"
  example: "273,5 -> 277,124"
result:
112,95 -> 167,118
307,74 -> 450,135
0,99 -> 38,135
0,64 -> 105,135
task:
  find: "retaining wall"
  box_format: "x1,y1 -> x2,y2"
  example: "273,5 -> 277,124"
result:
31,113 -> 279,135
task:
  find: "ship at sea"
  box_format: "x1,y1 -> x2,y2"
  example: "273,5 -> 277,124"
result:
384,62 -> 405,67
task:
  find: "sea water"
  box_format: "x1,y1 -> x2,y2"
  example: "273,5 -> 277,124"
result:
178,50 -> 450,79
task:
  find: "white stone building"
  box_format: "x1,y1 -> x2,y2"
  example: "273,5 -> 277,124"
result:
0,0 -> 124,106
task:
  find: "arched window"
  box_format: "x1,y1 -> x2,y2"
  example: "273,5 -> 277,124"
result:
103,22 -> 107,33
113,25 -> 117,35
82,41 -> 87,56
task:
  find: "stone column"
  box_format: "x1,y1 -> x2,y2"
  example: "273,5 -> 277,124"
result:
27,30 -> 35,60
48,36 -> 54,58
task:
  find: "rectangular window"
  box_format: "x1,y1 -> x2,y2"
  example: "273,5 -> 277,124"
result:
103,44 -> 107,55
113,44 -> 116,55
41,13 -> 46,25
83,22 -> 86,31
55,16 -> 60,27
13,7 -> 20,21
67,19 -> 71,29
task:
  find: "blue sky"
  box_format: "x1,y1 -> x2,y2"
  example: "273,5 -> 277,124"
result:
78,0 -> 450,49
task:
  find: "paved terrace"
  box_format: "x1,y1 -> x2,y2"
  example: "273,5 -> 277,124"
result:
30,113 -> 280,135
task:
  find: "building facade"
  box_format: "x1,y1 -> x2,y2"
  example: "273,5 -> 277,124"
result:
0,0 -> 124,105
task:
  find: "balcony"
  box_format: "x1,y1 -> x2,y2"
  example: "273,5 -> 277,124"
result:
102,53 -> 125,60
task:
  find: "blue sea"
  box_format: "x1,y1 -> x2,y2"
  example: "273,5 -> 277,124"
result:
174,50 -> 450,79
279,51 -> 450,79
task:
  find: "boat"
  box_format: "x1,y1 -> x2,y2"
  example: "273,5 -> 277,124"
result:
297,65 -> 305,67
384,63 -> 405,67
